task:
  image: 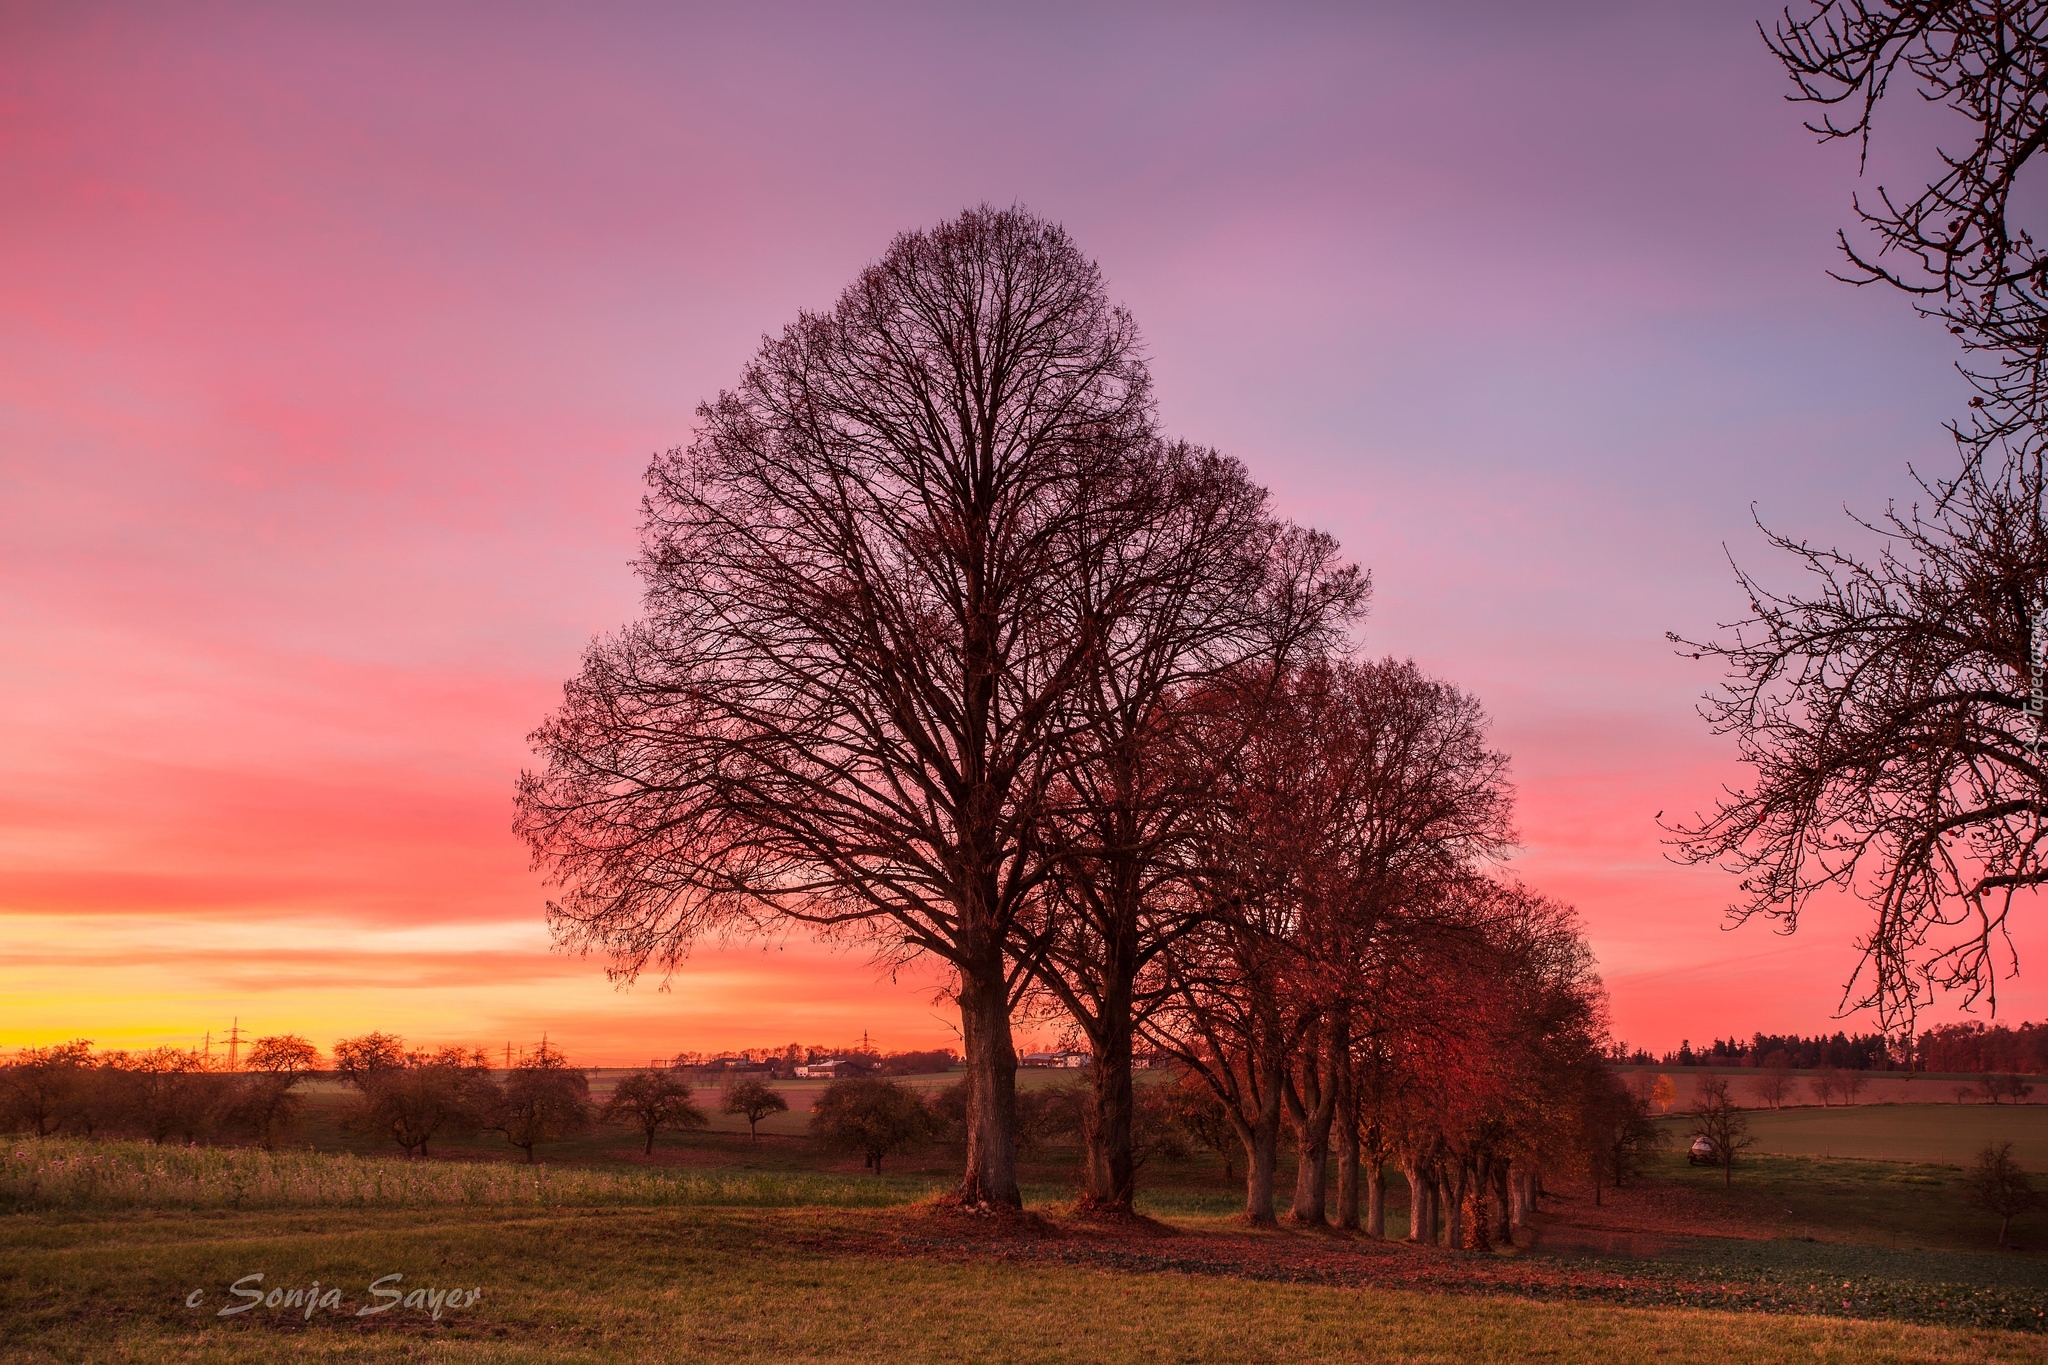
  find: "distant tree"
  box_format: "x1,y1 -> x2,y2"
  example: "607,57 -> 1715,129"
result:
225,1035 -> 321,1149
809,1077 -> 940,1174
1749,1069 -> 1792,1111
335,1036 -> 497,1159
1832,1067 -> 1868,1106
719,1078 -> 789,1144
0,1041 -> 94,1136
1689,1075 -> 1757,1188
1582,1069 -> 1668,1203
1966,1141 -> 2040,1245
1984,1073 -> 2036,1105
489,1042 -> 592,1163
1809,1071 -> 1840,1108
120,1047 -> 225,1145
1650,1074 -> 1677,1114
601,1069 -> 708,1154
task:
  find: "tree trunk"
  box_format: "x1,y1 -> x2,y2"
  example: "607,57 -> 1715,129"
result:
1488,1160 -> 1512,1245
1081,973 -> 1137,1211
1403,1157 -> 1435,1244
1286,1014 -> 1342,1226
1365,1161 -> 1386,1239
643,1128 -> 655,1156
1508,1167 -> 1532,1231
956,958 -> 1022,1208
1334,1060 -> 1360,1231
1440,1164 -> 1467,1250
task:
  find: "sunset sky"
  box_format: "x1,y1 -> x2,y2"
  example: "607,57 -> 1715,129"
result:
4,2 -> 2036,1063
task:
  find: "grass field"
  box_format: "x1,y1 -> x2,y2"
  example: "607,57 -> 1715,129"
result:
4,1200 -> 2043,1363
1718,1103 -> 2048,1167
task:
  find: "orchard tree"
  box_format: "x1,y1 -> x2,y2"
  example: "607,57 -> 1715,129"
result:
0,1041 -> 93,1136
600,1068 -> 708,1154
720,1077 -> 789,1143
1966,1139 -> 2040,1243
335,1035 -> 497,1159
1689,1075 -> 1757,1188
490,1041 -> 592,1163
519,206 -> 1170,1209
228,1035 -> 320,1149
809,1077 -> 941,1174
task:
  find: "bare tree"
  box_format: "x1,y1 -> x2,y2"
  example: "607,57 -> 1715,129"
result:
1018,444 -> 1363,1213
517,207 -> 1160,1209
1690,1074 -> 1758,1188
1750,1068 -> 1792,1110
336,1035 -> 497,1159
489,1041 -> 591,1163
1693,5 -> 2048,1028
226,1035 -> 320,1149
0,1041 -> 93,1137
1966,1139 -> 2040,1243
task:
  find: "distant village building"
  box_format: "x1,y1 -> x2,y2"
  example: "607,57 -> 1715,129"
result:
1020,1050 -> 1091,1069
794,1059 -> 859,1078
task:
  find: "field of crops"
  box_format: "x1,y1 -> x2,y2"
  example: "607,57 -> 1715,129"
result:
1730,1104 -> 2048,1167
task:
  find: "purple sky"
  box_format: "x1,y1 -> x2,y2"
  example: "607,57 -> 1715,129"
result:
1,2 -> 2028,1059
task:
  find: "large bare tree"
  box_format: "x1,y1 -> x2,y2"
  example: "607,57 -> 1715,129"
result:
516,206 -> 1154,1207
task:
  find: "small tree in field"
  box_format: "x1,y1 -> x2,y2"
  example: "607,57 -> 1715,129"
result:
1956,1084 -> 1979,1105
1832,1068 -> 1868,1105
1808,1071 -> 1839,1107
809,1077 -> 940,1173
720,1078 -> 789,1144
490,1042 -> 592,1163
1966,1141 -> 2039,1245
1749,1069 -> 1791,1110
228,1036 -> 320,1149
601,1069 -> 708,1154
1689,1075 -> 1757,1188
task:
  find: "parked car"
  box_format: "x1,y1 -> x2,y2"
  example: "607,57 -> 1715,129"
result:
1688,1135 -> 1718,1166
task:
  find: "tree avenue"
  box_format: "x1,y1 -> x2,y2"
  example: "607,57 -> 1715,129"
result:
518,204 -> 1612,1219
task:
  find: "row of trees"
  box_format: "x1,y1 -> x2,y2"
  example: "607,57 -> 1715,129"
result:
515,204 -> 1630,1225
0,1036 -> 793,1162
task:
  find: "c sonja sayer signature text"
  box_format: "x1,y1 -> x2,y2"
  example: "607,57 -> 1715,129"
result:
185,1272 -> 483,1320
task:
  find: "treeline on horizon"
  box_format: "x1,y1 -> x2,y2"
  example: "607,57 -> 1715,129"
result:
1616,1022 -> 2048,1074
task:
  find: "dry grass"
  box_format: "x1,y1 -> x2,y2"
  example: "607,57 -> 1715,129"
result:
2,1204 -> 2041,1364
0,1137 -> 937,1213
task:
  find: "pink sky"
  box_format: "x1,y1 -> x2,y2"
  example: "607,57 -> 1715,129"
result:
3,3 -> 2036,1062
